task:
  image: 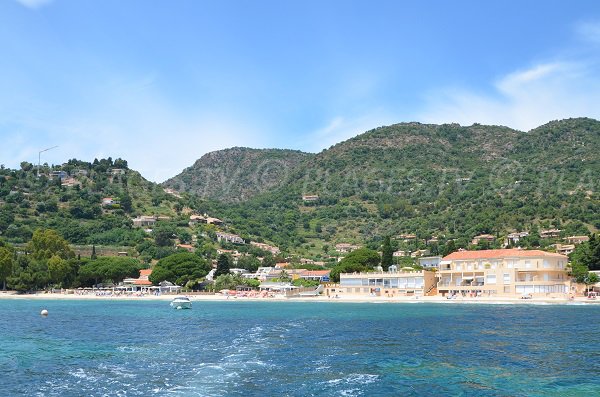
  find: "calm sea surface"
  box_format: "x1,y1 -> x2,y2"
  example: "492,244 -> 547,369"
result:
0,300 -> 599,396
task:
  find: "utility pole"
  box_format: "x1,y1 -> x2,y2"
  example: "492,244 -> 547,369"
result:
38,146 -> 58,177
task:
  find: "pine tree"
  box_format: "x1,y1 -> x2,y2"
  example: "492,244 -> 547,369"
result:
215,254 -> 231,277
91,245 -> 97,260
381,236 -> 393,271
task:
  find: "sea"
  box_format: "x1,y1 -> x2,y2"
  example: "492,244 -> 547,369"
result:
1,300 -> 599,396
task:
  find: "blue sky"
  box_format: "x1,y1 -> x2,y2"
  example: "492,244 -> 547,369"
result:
2,0 -> 600,181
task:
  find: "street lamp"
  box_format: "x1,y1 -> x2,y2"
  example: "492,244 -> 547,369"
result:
37,145 -> 58,177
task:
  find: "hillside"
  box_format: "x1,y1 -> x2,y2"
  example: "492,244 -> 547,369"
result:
161,147 -> 313,202
198,118 -> 600,257
0,158 -> 184,247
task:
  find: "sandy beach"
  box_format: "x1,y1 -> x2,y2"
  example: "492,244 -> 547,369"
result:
1,290 -> 598,305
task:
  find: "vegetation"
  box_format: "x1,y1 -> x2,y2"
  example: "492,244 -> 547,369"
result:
149,252 -> 211,287
214,253 -> 232,277
162,147 -> 312,202
214,273 -> 260,291
381,236 -> 393,271
569,234 -> 600,287
195,118 -> 599,257
78,257 -> 142,286
329,248 -> 381,282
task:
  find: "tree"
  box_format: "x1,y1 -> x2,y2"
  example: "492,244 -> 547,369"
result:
330,248 -> 381,282
0,243 -> 15,290
91,245 -> 97,260
381,236 -> 393,271
27,229 -> 74,261
48,255 -> 70,287
78,257 -> 142,286
149,252 -> 211,287
215,254 -> 232,277
119,193 -> 133,213
153,225 -> 176,247
237,255 -> 260,272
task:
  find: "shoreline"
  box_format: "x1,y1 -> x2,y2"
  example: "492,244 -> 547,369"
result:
1,291 -> 599,305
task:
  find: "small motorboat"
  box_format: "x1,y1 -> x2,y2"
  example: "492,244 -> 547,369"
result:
170,296 -> 192,309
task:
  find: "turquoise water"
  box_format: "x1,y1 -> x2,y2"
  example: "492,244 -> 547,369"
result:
1,300 -> 599,396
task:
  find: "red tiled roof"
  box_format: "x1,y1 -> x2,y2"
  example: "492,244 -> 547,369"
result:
140,269 -> 152,276
443,249 -> 566,261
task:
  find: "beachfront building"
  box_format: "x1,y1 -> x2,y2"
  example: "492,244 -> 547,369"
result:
437,249 -> 570,298
298,270 -> 331,283
328,269 -> 436,297
418,256 -> 442,270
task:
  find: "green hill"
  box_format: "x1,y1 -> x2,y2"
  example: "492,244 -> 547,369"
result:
161,147 -> 313,202
0,157 -> 184,247
198,118 -> 600,256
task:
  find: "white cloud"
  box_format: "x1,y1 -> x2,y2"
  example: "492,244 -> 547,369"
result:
15,0 -> 53,9
418,61 -> 600,131
0,74 -> 267,182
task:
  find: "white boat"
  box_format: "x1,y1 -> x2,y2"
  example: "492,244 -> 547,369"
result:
170,296 -> 192,309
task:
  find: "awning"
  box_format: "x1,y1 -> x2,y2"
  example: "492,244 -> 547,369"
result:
462,276 -> 474,280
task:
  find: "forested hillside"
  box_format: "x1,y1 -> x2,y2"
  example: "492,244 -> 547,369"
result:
198,118 -> 600,256
161,147 -> 312,202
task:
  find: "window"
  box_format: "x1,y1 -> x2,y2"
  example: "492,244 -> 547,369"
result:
543,260 -> 550,268
525,261 -> 531,269
503,274 -> 510,284
486,275 -> 497,284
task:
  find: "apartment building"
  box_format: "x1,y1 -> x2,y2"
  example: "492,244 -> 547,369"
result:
437,249 -> 570,298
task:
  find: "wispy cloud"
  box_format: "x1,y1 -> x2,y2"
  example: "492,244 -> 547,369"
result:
305,111 -> 398,153
0,73 -> 267,182
15,0 -> 53,10
576,20 -> 600,43
418,61 -> 600,131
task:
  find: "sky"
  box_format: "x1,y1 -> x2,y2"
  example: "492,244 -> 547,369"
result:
1,0 -> 600,182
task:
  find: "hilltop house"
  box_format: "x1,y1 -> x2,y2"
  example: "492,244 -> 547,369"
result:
250,241 -> 281,255
302,194 -> 319,202
564,235 -> 589,245
50,170 -> 68,180
540,229 -> 561,239
410,249 -> 430,258
132,216 -> 157,227
437,249 -> 570,298
102,197 -> 119,207
216,232 -> 245,244
61,177 -> 81,187
506,232 -> 529,246
393,250 -> 408,258
471,234 -> 496,245
335,243 -> 359,253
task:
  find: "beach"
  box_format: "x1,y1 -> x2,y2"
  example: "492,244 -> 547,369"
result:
1,290 -> 597,305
